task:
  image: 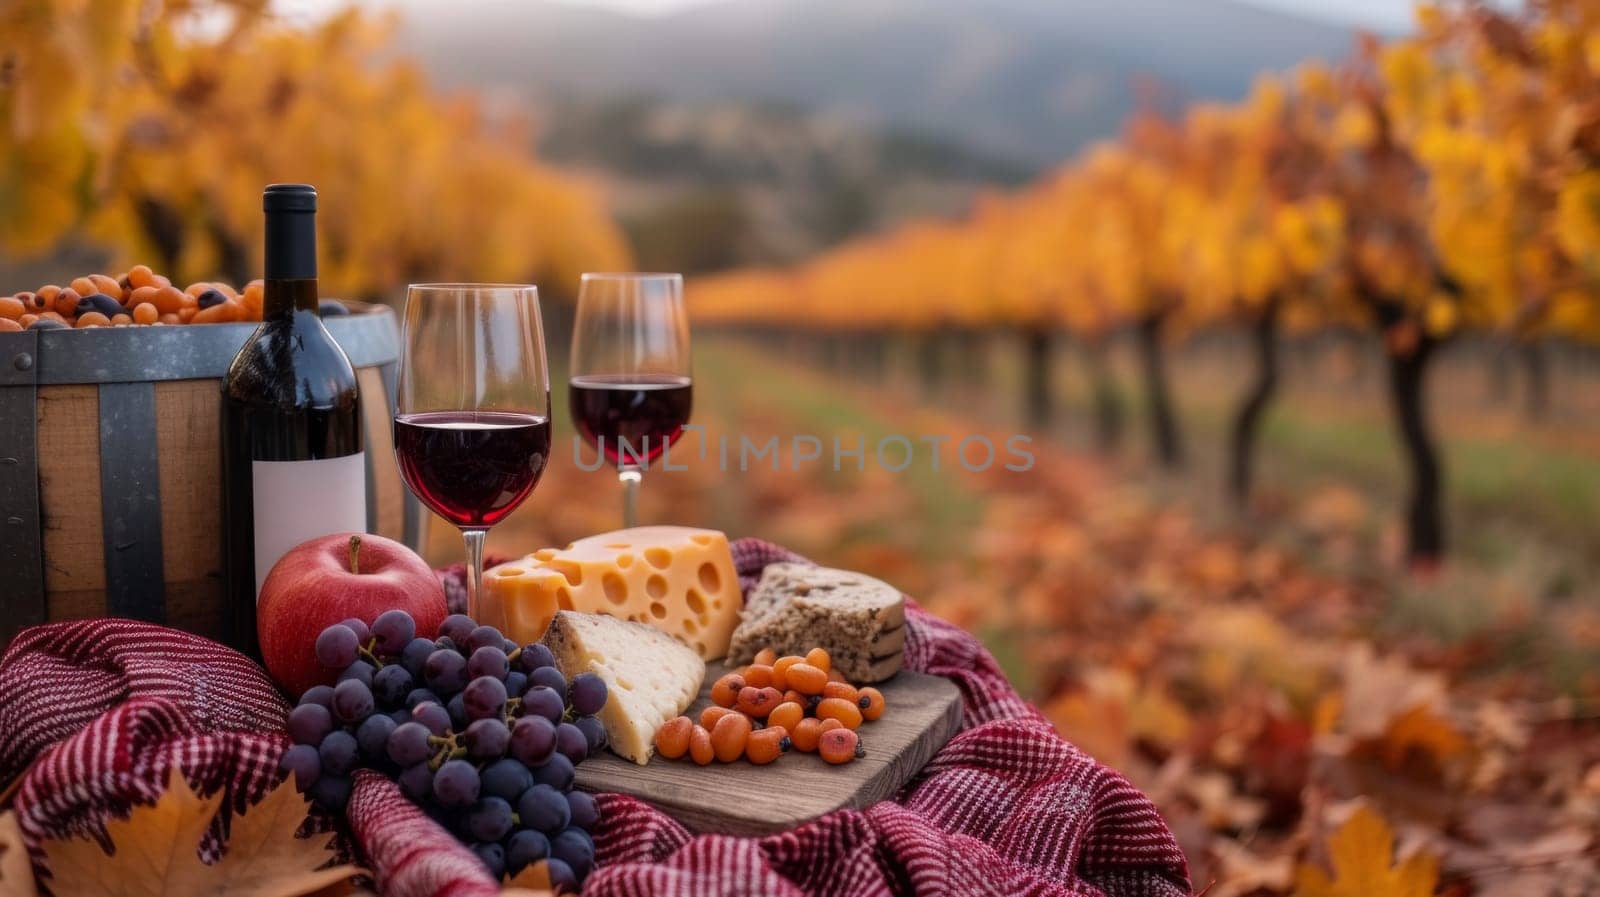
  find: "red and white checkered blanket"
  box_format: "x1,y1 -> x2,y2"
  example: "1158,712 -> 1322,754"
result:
0,538 -> 1190,896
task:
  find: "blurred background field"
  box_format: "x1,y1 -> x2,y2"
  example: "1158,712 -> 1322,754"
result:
6,0 -> 1600,894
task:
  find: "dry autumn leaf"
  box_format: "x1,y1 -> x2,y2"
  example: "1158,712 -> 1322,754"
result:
41,770 -> 363,897
0,812 -> 38,897
1294,805 -> 1438,897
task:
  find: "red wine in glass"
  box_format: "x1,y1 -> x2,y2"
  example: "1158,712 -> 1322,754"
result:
394,410 -> 551,528
569,373 -> 693,466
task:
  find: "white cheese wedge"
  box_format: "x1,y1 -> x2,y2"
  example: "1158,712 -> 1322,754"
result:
541,610 -> 705,765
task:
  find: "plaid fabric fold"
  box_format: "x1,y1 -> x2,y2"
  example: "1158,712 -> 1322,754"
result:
0,538 -> 1189,897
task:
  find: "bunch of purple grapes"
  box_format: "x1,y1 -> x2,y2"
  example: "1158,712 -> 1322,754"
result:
279,609 -> 608,889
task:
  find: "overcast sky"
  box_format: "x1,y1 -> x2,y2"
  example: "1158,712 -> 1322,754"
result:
291,0 -> 1424,33
539,0 -> 1423,31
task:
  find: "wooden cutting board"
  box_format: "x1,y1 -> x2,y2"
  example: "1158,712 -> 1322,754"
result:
575,663 -> 963,835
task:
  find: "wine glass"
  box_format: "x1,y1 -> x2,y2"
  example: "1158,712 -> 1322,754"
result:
395,284 -> 551,624
569,273 -> 692,528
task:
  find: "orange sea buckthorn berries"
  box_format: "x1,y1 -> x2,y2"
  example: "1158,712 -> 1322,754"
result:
827,667 -> 849,684
752,647 -> 777,667
688,725 -> 715,766
143,285 -> 181,313
784,662 -> 828,696
859,687 -> 886,721
710,672 -> 745,708
0,296 -> 24,319
766,701 -> 804,734
70,276 -> 96,297
655,716 -> 693,760
18,314 -> 37,328
75,311 -> 111,328
131,303 -> 158,325
736,686 -> 784,719
158,312 -> 180,325
127,265 -> 156,289
818,718 -> 843,733
710,712 -> 752,763
88,274 -> 120,298
35,286 -> 59,308
790,717 -> 825,753
742,664 -> 774,688
770,655 -> 803,690
192,300 -> 236,324
822,681 -> 860,704
700,705 -> 738,730
745,726 -> 790,765
782,688 -> 810,709
816,697 -> 863,730
804,648 -> 830,672
818,728 -> 863,765
53,288 -> 80,317
0,319 -> 20,333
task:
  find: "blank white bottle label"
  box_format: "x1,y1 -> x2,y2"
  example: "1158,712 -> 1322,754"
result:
252,453 -> 367,597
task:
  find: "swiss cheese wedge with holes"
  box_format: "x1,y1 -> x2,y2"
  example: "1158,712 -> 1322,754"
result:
483,526 -> 742,659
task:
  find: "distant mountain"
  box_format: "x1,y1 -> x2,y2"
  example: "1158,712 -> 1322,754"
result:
392,0 -> 1357,166
535,95 -> 1031,268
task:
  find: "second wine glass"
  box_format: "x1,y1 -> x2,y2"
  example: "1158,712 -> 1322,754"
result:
569,273 -> 692,528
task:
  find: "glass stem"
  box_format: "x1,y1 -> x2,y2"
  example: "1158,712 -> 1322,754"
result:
462,528 -> 488,621
619,467 -> 642,528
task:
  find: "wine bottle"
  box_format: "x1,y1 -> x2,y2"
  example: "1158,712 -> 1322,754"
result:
222,184 -> 365,657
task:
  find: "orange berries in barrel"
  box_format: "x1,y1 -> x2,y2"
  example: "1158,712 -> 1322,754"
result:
0,296 -> 24,319
655,716 -> 693,760
131,303 -> 158,325
710,712 -> 752,763
688,725 -> 715,766
75,311 -> 110,328
53,288 -> 79,316
818,728 -> 862,765
859,687 -> 886,721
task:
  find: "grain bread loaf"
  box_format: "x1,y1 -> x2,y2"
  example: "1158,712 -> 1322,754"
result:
726,563 -> 905,682
542,610 -> 705,765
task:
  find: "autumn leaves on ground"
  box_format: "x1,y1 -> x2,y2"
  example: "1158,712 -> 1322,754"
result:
456,336 -> 1600,897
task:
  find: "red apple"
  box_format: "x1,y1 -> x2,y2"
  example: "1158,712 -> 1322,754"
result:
257,532 -> 446,696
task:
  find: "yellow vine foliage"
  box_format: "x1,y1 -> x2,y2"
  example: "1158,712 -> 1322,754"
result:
689,1 -> 1600,344
0,1 -> 629,297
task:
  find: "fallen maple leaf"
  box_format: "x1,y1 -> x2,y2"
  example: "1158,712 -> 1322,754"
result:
1294,804 -> 1438,897
42,770 -> 363,897
0,812 -> 38,897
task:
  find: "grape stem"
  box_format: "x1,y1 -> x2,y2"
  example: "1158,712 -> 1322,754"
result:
357,642 -> 384,668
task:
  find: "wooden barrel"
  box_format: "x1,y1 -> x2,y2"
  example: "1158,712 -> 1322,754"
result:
0,301 -> 422,646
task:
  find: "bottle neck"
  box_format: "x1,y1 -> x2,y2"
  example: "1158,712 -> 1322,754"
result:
264,279 -> 319,319
264,206 -> 318,320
